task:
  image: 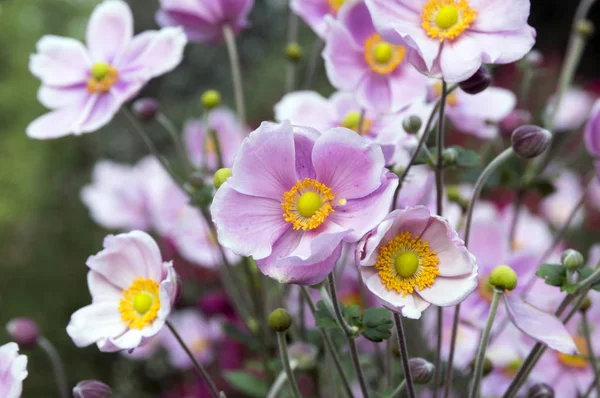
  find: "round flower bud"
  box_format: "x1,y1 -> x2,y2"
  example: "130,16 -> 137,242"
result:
442,147 -> 458,165
6,318 -> 40,349
511,125 -> 552,159
576,20 -> 595,39
201,90 -> 221,109
580,297 -> 592,312
527,383 -> 554,398
470,356 -> 494,378
132,98 -> 159,122
489,265 -> 518,291
73,380 -> 113,398
402,115 -> 422,134
213,168 -> 232,189
285,42 -> 303,63
561,249 -> 584,270
409,358 -> 435,384
268,308 -> 292,332
288,343 -> 318,370
459,65 -> 491,95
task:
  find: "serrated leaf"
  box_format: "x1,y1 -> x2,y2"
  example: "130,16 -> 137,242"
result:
224,371 -> 268,397
315,300 -> 340,330
344,304 -> 361,325
536,264 -> 566,287
361,308 -> 393,342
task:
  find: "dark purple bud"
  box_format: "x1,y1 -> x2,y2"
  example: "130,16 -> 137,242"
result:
459,65 -> 491,95
132,98 -> 159,122
6,318 -> 40,349
527,383 -> 554,398
511,125 -> 552,159
73,380 -> 112,398
409,358 -> 435,384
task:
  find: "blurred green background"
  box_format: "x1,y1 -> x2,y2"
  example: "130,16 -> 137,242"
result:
0,0 -> 599,396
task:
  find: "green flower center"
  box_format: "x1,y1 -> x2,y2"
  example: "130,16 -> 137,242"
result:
394,251 -> 420,278
374,43 -> 394,64
91,61 -> 111,80
297,192 -> 322,218
341,111 -> 362,131
435,6 -> 459,29
133,292 -> 154,315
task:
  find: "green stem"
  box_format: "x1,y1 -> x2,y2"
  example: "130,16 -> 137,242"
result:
222,24 -> 247,127
276,332 -> 302,398
390,380 -> 407,398
435,80 -> 447,216
38,337 -> 69,398
156,112 -> 193,175
393,313 -> 416,398
468,289 -> 502,398
209,126 -> 225,170
432,307 -> 443,398
582,312 -> 600,397
285,8 -> 299,94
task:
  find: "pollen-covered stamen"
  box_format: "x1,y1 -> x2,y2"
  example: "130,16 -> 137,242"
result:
364,34 -> 406,75
87,61 -> 119,94
340,111 -> 372,134
432,81 -> 459,106
119,277 -> 161,330
558,336 -> 588,368
375,232 -> 440,296
282,178 -> 336,230
421,0 -> 477,41
327,0 -> 346,14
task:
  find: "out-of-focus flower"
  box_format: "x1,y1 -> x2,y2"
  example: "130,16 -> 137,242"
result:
67,231 -> 178,352
584,99 -> 600,157
366,0 -> 536,83
6,318 -> 40,349
357,206 -> 477,319
161,309 -> 222,369
183,108 -> 245,172
323,0 -> 428,113
73,380 -> 112,398
540,169 -> 584,228
546,88 -> 594,132
156,0 -> 254,45
28,0 -> 186,139
427,81 -> 516,139
0,342 -> 28,398
291,0 -> 347,38
132,98 -> 160,122
288,343 -> 319,370
212,121 -> 397,285
500,109 -> 532,136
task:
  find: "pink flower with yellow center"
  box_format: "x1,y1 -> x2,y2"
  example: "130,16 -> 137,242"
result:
67,231 -> 178,352
366,0 -> 536,83
27,0 -> 186,139
211,121 -> 397,285
323,0 -> 428,113
357,206 -> 478,318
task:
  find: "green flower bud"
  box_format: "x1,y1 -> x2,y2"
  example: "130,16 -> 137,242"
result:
489,265 -> 518,291
576,20 -> 594,38
580,297 -> 592,313
442,147 -> 458,165
268,308 -> 292,332
561,249 -> 584,270
402,115 -> 422,134
201,90 -> 221,109
284,42 -> 303,63
213,168 -> 232,189
470,356 -> 494,378
409,358 -> 435,384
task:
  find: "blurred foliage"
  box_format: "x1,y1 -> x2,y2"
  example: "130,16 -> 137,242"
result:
0,0 -> 599,396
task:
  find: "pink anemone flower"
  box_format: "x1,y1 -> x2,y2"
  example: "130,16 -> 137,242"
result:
0,343 -> 28,398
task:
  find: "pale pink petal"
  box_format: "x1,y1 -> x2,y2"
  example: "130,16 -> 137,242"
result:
29,35 -> 91,86
26,95 -> 95,140
469,0 -> 531,32
66,302 -> 127,348
356,218 -> 395,267
86,0 -> 134,63
416,274 -> 477,306
466,26 -> 536,65
274,91 -> 338,131
88,271 -> 122,304
0,343 -> 28,398
355,72 -> 393,113
439,38 -> 482,83
323,17 -> 367,91
293,126 -> 320,180
37,84 -> 88,110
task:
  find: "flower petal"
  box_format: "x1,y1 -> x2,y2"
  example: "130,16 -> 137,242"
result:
86,0 -> 134,63
323,17 -> 367,91
439,38 -> 482,84
26,95 -> 95,140
88,271 -> 122,304
29,35 -> 91,86
67,302 -> 127,348
469,0 -> 531,32
416,274 -> 477,307
274,91 -> 337,131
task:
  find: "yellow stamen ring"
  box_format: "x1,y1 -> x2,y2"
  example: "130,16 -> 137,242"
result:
375,232 -> 440,296
282,178 -> 336,230
327,0 -> 346,14
421,0 -> 477,41
87,62 -> 119,94
364,34 -> 406,75
119,277 -> 161,330
340,111 -> 373,135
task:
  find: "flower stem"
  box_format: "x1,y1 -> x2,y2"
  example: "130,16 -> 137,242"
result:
300,286 -> 354,398
156,112 -> 193,175
327,273 -> 369,397
435,80 -> 448,215
393,313 -> 416,398
222,24 -> 246,127
468,289 -> 502,398
166,320 -> 222,398
38,337 -> 68,398
390,380 -> 407,398
266,362 -> 299,398
303,37 -> 324,90
432,307 -> 443,398
582,312 -> 600,397
276,332 -> 303,398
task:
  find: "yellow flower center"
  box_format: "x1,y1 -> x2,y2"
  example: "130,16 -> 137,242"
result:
477,276 -> 494,303
340,291 -> 362,309
421,0 -> 477,41
375,232 -> 440,296
87,61 -> 119,94
341,111 -> 372,134
328,0 -> 346,14
558,336 -> 588,369
205,136 -> 216,154
282,178 -> 336,230
119,277 -> 161,330
433,81 -> 459,106
502,359 -> 523,378
191,338 -> 209,354
364,34 -> 406,75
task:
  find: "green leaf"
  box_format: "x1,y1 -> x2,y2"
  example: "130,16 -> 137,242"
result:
361,308 -> 393,342
449,146 -> 481,168
314,300 -> 339,330
224,371 -> 268,397
536,264 -> 566,287
529,179 -> 556,197
344,304 -> 361,326
572,267 -> 600,292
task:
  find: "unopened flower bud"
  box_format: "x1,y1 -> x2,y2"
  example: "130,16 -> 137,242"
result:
511,125 -> 552,159
470,356 -> 494,378
288,343 -> 318,370
446,185 -> 462,202
73,380 -> 112,398
132,98 -> 159,122
576,20 -> 595,39
459,65 -> 491,95
201,90 -> 221,109
402,115 -> 422,134
442,148 -> 458,165
561,249 -> 584,270
213,168 -> 232,189
409,358 -> 435,384
527,383 -> 554,398
489,265 -> 518,291
580,297 -> 592,312
6,318 -> 40,349
285,42 -> 303,63
268,308 -> 292,332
